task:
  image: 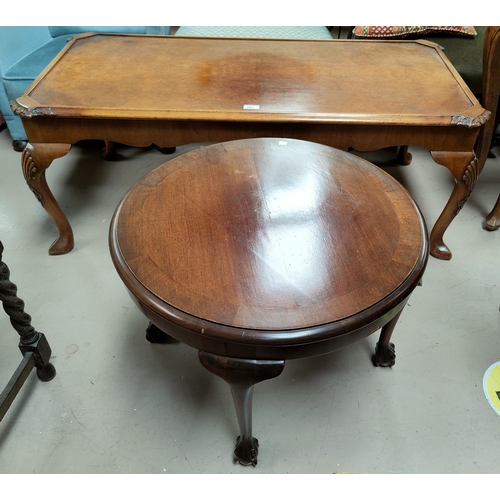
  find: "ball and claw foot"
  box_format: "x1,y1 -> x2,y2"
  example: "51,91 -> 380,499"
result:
145,322 -> 177,344
373,342 -> 396,367
234,435 -> 259,466
36,362 -> 57,382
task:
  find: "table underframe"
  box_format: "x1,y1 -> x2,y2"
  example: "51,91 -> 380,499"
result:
20,116 -> 481,260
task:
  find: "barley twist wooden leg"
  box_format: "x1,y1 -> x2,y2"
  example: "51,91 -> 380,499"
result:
0,241 -> 56,381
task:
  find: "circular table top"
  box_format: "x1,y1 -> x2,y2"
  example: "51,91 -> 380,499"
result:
110,138 -> 427,333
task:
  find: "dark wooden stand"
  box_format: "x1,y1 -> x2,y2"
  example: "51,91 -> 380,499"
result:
0,241 -> 56,422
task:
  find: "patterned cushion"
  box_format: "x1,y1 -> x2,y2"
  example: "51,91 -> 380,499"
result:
175,26 -> 333,40
352,26 -> 477,39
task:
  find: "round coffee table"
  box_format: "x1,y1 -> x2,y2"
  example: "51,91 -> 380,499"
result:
109,138 -> 428,466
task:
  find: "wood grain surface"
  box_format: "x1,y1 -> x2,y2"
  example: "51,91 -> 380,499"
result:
111,138 -> 427,331
19,34 -> 481,126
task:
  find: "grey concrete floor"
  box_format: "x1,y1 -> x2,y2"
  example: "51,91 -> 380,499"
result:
0,129 -> 499,474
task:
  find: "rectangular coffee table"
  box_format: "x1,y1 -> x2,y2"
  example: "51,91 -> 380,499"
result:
11,33 -> 489,259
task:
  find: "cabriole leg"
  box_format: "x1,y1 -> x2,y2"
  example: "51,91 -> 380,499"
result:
22,143 -> 73,255
199,352 -> 284,466
373,308 -> 405,367
429,151 -> 478,260
102,141 -> 117,160
397,145 -> 412,165
486,194 -> 500,230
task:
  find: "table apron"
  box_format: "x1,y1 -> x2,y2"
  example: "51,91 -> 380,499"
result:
22,117 -> 479,153
134,295 -> 408,361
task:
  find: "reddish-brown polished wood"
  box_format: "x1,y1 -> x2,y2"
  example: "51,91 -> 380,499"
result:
13,34 -> 484,258
112,138 -> 426,331
109,138 -> 428,465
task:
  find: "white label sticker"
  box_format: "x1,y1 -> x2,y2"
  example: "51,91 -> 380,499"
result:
243,104 -> 260,110
278,141 -> 288,146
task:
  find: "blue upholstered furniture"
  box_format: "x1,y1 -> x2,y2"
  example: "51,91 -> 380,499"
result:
0,26 -> 170,150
